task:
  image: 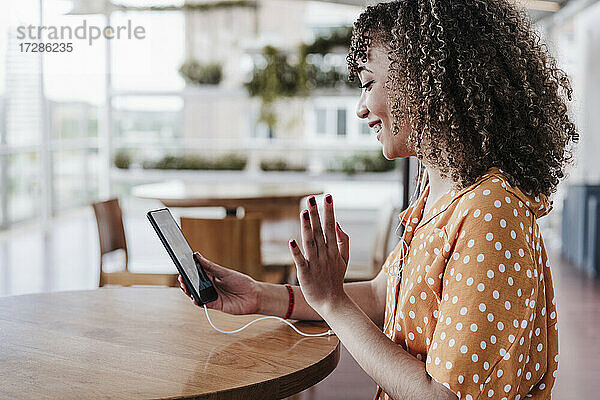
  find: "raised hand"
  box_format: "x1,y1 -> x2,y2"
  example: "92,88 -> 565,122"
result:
288,194 -> 350,314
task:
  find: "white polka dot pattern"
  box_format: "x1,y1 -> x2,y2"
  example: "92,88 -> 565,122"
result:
376,168 -> 558,400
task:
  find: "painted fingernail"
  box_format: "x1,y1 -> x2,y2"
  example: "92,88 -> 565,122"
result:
325,194 -> 332,204
309,196 -> 316,206
303,210 -> 309,220
290,240 -> 297,248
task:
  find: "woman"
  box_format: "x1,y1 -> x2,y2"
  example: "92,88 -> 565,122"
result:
180,1 -> 577,399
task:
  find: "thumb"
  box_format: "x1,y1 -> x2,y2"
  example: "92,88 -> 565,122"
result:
194,252 -> 224,277
335,222 -> 349,265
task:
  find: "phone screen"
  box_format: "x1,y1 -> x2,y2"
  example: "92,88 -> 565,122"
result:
148,209 -> 216,302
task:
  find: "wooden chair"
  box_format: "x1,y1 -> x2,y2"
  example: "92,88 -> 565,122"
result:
371,204 -> 402,274
244,205 -> 296,283
180,216 -> 265,281
92,198 -> 178,287
344,203 -> 402,282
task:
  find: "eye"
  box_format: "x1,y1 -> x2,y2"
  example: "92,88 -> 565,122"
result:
359,80 -> 374,90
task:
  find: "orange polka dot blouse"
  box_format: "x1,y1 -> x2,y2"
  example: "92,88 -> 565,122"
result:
375,167 -> 558,400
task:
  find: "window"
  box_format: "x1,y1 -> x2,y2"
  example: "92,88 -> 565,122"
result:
8,152 -> 40,223
114,96 -> 182,142
316,108 -> 327,135
52,149 -> 100,212
336,109 -> 346,136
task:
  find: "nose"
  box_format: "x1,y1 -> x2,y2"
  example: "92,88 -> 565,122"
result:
356,91 -> 369,119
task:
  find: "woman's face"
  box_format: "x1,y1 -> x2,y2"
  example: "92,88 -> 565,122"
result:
355,45 -> 415,159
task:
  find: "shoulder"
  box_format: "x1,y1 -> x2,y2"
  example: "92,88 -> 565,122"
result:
443,172 -> 536,262
450,173 -> 530,230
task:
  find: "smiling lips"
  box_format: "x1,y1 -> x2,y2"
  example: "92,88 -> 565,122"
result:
369,119 -> 383,135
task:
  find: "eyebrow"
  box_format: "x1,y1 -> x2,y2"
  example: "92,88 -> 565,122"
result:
357,66 -> 373,74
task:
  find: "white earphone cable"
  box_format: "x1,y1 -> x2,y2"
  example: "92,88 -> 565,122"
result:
203,305 -> 335,337
383,158 -> 426,333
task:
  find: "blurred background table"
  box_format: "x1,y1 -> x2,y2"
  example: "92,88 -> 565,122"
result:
132,181 -> 323,218
0,288 -> 340,400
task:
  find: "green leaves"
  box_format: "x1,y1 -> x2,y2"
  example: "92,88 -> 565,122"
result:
143,154 -> 247,171
179,60 -> 223,85
245,28 -> 357,130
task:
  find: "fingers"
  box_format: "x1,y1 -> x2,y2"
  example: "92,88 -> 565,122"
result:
178,275 -> 195,303
336,222 -> 350,265
194,252 -> 227,282
194,252 -> 216,273
323,194 -> 337,257
306,196 -> 326,255
301,209 -> 318,262
289,239 -> 308,276
178,275 -> 189,295
301,195 -> 345,263
193,252 -> 222,291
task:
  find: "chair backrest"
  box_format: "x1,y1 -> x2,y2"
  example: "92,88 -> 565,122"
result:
180,216 -> 262,280
371,203 -> 402,274
92,198 -> 128,271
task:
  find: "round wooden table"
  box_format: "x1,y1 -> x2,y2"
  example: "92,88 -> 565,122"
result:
132,181 -> 323,218
0,288 -> 340,399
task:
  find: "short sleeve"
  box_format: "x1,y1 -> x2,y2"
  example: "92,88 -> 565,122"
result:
425,195 -> 540,400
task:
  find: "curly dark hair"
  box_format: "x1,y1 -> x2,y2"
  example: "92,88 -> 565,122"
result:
347,0 -> 578,197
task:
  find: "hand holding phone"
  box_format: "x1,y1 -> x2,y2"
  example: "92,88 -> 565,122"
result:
147,208 -> 218,305
179,252 -> 262,315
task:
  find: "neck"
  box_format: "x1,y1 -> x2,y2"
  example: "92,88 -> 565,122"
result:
422,163 -> 456,213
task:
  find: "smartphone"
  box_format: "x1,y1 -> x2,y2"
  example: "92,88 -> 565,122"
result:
147,208 -> 218,305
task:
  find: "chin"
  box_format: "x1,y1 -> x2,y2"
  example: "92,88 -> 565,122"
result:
382,147 -> 396,160
381,132 -> 414,160
381,133 -> 397,160
382,141 -> 407,160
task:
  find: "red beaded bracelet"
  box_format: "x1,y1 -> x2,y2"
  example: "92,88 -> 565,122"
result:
284,284 -> 294,319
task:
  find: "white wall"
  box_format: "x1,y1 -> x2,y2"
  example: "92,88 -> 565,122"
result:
540,0 -> 600,185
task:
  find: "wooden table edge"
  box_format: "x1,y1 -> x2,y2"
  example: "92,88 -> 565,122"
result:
273,340 -> 340,399
184,341 -> 340,400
